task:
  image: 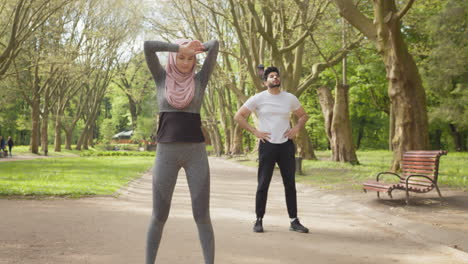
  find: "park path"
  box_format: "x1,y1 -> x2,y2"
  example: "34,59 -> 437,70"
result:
1,157 -> 467,264
0,153 -> 78,162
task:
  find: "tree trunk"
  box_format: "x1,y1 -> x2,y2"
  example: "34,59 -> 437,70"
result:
77,102 -> 100,150
332,0 -> 430,170
224,128 -> 231,155
296,130 -> 316,160
330,84 -> 359,164
356,121 -> 364,150
449,124 -> 467,151
64,129 -> 73,150
204,127 -> 215,155
206,124 -> 222,157
429,128 -> 442,150
41,109 -> 49,156
230,124 -> 244,154
75,125 -> 85,150
375,3 -> 429,170
127,94 -> 138,131
82,127 -> 91,150
389,105 -> 395,151
54,111 -> 62,152
317,86 -> 334,146
88,123 -> 95,147
30,99 -> 40,154
212,124 -> 223,157
384,41 -> 429,170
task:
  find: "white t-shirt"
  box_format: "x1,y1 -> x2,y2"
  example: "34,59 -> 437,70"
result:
243,90 -> 301,144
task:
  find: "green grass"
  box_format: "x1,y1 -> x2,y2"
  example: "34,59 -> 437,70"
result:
12,145 -> 89,157
11,144 -> 156,157
0,156 -> 155,197
303,150 -> 468,191
2,148 -> 466,197
232,150 -> 468,191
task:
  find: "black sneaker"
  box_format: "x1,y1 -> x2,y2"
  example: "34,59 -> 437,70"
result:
253,218 -> 263,233
290,219 -> 309,233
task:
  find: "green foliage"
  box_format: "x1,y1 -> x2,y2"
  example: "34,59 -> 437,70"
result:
131,86 -> 157,141
132,116 -> 156,141
93,143 -> 140,151
424,0 -> 467,126
348,50 -> 390,149
419,0 -> 468,150
300,88 -> 329,150
0,89 -> 31,145
1,0 -> 466,155
99,119 -> 116,144
108,85 -> 132,131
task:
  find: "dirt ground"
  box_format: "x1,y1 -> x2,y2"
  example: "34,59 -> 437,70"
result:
1,157 -> 468,264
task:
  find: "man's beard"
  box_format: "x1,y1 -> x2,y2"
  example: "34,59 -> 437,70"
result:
268,83 -> 281,88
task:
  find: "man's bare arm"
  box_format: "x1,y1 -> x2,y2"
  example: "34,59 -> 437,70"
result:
284,107 -> 309,139
234,106 -> 271,142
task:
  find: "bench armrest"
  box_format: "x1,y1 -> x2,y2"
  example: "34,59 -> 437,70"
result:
405,174 -> 436,187
376,172 -> 402,182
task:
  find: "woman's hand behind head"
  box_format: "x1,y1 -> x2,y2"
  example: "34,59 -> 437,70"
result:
179,40 -> 205,56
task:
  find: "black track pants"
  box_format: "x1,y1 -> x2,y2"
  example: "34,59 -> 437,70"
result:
255,140 -> 297,219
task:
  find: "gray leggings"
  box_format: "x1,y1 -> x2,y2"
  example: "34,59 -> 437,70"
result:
146,142 -> 214,264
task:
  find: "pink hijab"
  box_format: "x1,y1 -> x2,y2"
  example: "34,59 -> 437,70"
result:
165,39 -> 196,109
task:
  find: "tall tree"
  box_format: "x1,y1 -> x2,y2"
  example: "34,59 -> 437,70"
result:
227,0 -> 363,160
113,52 -> 152,131
0,0 -> 70,79
421,0 -> 467,151
315,16 -> 359,164
333,0 -> 430,170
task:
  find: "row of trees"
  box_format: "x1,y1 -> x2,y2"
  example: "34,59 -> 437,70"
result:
145,0 -> 466,169
0,0 -> 147,153
0,0 -> 466,170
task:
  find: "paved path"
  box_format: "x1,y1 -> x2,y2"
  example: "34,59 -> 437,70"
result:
1,157 -> 467,263
0,153 -> 77,162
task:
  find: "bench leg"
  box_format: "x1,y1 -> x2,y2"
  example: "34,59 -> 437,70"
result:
435,184 -> 443,198
377,192 -> 380,199
405,189 -> 410,205
388,191 -> 393,199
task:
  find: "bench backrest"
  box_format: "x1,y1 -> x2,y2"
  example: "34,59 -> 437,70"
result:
400,150 -> 447,188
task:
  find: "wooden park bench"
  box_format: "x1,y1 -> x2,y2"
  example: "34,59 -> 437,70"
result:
363,150 -> 448,204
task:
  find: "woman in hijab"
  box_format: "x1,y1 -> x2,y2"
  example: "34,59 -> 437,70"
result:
144,38 -> 219,264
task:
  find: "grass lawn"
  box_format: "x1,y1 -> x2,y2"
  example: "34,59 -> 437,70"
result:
10,145 -> 90,157
0,156 -> 155,197
235,150 -> 468,192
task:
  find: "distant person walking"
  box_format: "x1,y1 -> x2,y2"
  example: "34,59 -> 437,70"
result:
7,136 -> 14,157
0,136 -> 5,158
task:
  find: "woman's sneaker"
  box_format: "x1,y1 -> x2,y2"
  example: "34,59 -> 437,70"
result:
253,218 -> 263,233
290,219 -> 309,233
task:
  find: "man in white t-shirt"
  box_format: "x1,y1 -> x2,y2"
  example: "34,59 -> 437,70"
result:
234,66 -> 309,233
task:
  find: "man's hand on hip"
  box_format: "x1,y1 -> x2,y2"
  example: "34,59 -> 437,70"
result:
283,127 -> 300,139
254,130 -> 271,143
